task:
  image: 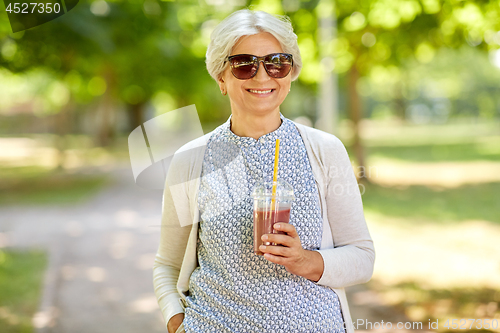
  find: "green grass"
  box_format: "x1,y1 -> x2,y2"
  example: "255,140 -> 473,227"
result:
342,120 -> 500,163
362,182 -> 500,224
0,166 -> 109,206
365,141 -> 500,163
346,121 -> 500,329
347,122 -> 500,223
368,280 -> 500,331
0,249 -> 48,333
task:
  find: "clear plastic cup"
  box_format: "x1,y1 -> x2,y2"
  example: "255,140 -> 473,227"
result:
251,179 -> 295,256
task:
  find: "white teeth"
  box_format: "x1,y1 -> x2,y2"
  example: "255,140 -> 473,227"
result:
248,89 -> 273,94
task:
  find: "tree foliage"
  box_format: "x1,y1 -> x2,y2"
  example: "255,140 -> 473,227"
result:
1,0 -> 499,132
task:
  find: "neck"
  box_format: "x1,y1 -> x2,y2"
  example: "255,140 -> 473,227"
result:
230,111 -> 282,140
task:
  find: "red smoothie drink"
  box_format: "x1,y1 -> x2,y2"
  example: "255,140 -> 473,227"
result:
253,207 -> 291,256
251,179 -> 294,256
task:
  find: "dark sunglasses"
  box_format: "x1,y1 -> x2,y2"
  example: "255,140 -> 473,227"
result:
226,53 -> 293,80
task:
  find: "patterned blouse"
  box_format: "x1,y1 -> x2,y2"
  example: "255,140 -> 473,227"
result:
183,113 -> 345,333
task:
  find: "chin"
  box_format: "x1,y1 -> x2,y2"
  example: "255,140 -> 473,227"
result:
248,105 -> 281,115
246,100 -> 283,113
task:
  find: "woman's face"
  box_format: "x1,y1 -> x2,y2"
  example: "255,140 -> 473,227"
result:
218,32 -> 292,117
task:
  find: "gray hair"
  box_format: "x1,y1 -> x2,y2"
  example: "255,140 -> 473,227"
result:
206,9 -> 302,82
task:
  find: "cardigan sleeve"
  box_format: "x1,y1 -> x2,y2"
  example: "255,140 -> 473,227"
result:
153,176 -> 192,330
315,135 -> 375,288
152,132 -> 211,331
153,134 -> 209,330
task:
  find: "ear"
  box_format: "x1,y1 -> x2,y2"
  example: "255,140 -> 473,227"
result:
218,76 -> 226,95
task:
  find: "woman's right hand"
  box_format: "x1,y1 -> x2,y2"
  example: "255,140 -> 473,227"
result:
167,313 -> 185,333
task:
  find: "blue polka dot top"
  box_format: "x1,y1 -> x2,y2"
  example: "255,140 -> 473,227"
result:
183,113 -> 346,333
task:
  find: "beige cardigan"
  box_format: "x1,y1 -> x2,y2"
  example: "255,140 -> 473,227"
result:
153,120 -> 375,333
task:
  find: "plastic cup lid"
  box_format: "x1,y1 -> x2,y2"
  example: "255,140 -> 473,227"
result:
251,179 -> 295,200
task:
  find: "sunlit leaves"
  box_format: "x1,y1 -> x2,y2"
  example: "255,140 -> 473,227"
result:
283,0 -> 301,12
421,0 -> 440,15
334,0 -> 500,91
294,9 -> 316,32
368,1 -> 401,29
1,39 -> 17,61
90,0 -> 111,16
425,77 -> 461,99
363,65 -> 402,101
343,12 -> 367,31
64,70 -> 83,92
177,6 -> 205,31
415,42 -> 435,63
485,31 -> 500,46
329,37 -> 353,74
142,0 -> 161,16
88,76 -> 107,96
332,37 -> 350,55
190,36 -> 208,58
476,91 -> 496,119
370,42 -> 392,61
398,0 -> 421,23
314,0 -> 334,18
151,91 -> 177,116
1,0 -> 499,124
298,33 -> 322,82
334,53 -> 355,74
361,32 -> 377,47
122,85 -> 145,104
366,0 -> 423,29
250,0 -> 284,15
440,19 -> 456,37
452,3 -> 484,30
45,81 -> 71,111
363,45 -> 500,120
0,69 -> 33,113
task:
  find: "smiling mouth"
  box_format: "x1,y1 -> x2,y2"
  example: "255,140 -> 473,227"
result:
247,89 -> 275,94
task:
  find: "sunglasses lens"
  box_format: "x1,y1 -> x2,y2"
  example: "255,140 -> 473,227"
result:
228,53 -> 293,79
229,55 -> 258,79
264,54 -> 293,78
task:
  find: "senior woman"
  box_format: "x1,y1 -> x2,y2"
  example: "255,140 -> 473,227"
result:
153,9 -> 375,333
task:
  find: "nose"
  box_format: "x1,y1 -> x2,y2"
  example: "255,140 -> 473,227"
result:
253,60 -> 271,81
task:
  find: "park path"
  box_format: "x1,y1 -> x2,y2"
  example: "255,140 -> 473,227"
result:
1,165 -> 167,332
0,164 -> 421,333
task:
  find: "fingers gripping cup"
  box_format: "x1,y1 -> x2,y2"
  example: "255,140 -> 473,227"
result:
252,179 -> 295,256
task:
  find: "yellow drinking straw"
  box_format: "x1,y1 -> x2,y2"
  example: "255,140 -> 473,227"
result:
271,139 -> 281,275
271,139 -> 280,211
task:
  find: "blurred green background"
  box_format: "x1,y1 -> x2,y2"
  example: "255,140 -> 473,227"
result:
1,0 -> 499,332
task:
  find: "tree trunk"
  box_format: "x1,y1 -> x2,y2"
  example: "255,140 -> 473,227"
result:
347,64 -> 368,183
129,102 -> 146,131
394,71 -> 408,121
394,95 -> 407,121
315,0 -> 338,134
53,101 -> 73,170
97,67 -> 117,146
